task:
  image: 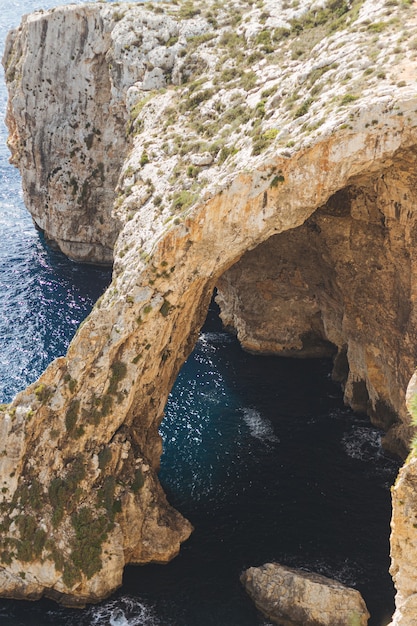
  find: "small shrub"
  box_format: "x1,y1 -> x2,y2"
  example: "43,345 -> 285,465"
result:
255,29 -> 272,46
270,174 -> 285,187
100,394 -> 113,417
252,128 -> 279,155
171,190 -> 197,211
339,94 -> 359,106
65,399 -> 80,434
218,145 -> 237,164
140,152 -> 149,167
273,27 -> 291,40
108,361 -> 127,395
294,98 -> 313,118
35,384 -> 52,404
240,71 -> 257,90
160,299 -> 172,317
182,88 -> 214,111
98,476 -> 116,519
113,500 -> 122,514
367,21 -> 387,32
33,528 -> 47,558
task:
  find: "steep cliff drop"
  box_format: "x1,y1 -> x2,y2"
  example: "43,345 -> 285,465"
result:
2,0 -> 417,623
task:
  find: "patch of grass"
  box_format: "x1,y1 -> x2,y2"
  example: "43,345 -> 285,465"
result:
252,128 -> 279,155
339,93 -> 359,106
35,384 -> 52,404
70,507 -> 111,580
178,1 -> 201,18
140,152 -> 149,167
367,21 -> 387,32
181,88 -> 214,112
294,98 -> 313,118
240,70 -> 257,90
171,190 -> 197,211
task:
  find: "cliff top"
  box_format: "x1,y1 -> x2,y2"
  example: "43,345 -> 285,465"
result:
98,0 -> 417,267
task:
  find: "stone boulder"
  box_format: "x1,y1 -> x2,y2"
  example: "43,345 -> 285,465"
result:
241,563 -> 370,626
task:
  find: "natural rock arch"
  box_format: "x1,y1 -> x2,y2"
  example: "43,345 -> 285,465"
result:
2,2 -> 417,624
0,115 -> 415,608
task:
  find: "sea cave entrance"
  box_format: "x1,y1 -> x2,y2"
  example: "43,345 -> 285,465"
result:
123,182 -> 410,625
125,293 -> 399,626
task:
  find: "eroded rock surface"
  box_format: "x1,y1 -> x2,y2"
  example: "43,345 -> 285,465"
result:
389,375 -> 417,626
241,562 -> 370,626
1,0 -> 417,619
216,165 -> 417,457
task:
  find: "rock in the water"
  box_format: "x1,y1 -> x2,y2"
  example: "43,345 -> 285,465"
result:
241,563 -> 370,626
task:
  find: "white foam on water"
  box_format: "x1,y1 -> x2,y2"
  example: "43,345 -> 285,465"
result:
342,426 -> 382,462
242,407 -> 280,444
199,331 -> 234,344
87,596 -> 161,626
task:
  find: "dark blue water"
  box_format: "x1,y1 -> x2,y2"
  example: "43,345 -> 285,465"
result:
0,2 -> 399,625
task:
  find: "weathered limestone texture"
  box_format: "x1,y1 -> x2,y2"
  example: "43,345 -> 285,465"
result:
241,562 -> 370,626
389,375 -> 417,626
2,0 -> 417,618
216,167 -> 417,457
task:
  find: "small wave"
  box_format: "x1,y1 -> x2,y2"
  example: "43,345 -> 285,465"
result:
242,407 -> 279,444
283,556 -> 362,589
87,596 -> 162,626
198,331 -> 235,346
342,426 -> 382,462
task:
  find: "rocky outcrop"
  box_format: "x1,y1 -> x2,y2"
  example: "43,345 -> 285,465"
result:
389,375 -> 417,626
2,0 -> 417,619
2,3 -> 204,263
241,563 -> 370,626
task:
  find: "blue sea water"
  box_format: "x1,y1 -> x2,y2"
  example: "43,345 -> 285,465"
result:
0,2 -> 400,626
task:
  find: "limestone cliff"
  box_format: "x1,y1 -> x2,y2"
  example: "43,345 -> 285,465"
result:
2,0 -> 417,622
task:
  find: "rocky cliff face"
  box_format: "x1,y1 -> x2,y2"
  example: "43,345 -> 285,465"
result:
216,163 -> 417,457
2,0 -> 417,622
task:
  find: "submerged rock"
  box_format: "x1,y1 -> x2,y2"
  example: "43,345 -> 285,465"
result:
241,562 -> 370,626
